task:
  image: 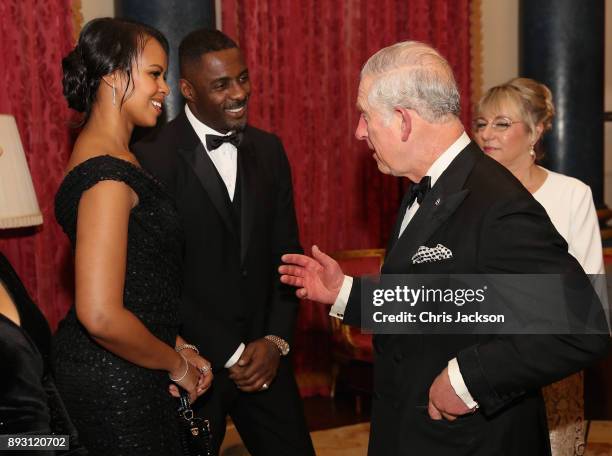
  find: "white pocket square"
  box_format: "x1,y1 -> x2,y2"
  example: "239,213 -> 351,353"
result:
411,244 -> 453,264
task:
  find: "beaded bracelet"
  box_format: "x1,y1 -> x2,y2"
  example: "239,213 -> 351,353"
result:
176,343 -> 199,355
169,354 -> 189,382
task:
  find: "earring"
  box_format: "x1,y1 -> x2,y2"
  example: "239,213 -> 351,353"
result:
112,83 -> 116,106
529,145 -> 535,158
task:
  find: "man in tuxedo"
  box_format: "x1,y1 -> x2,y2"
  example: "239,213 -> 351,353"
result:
133,29 -> 314,456
279,41 -> 609,455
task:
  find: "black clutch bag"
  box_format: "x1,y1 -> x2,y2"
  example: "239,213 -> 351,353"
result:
177,392 -> 212,456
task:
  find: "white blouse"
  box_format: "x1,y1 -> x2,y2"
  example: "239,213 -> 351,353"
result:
532,166 -> 604,275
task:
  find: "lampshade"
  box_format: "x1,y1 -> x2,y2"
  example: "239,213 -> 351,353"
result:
0,114 -> 43,228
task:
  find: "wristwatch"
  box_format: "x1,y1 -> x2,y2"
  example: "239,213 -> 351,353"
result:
264,335 -> 290,356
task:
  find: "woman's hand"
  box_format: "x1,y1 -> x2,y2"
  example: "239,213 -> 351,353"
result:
168,355 -> 201,403
182,351 -> 213,397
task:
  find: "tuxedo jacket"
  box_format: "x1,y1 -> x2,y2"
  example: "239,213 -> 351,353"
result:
133,112 -> 301,369
343,142 -> 610,456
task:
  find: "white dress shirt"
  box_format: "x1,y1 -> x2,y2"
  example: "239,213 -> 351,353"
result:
185,105 -> 245,367
185,104 -> 238,201
329,132 -> 478,408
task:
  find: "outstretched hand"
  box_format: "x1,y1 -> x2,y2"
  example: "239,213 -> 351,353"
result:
279,245 -> 344,304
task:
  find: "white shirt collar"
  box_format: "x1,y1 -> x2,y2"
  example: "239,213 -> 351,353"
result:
396,132 -> 471,237
184,104 -> 234,152
423,131 -> 471,187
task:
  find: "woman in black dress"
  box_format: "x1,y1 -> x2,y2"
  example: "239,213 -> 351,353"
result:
54,18 -> 212,455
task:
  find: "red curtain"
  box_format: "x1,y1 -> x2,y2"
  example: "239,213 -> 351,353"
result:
223,0 -> 473,396
0,0 -> 75,329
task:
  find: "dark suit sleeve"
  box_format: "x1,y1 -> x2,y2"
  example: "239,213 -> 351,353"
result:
457,195 -> 610,416
265,139 -> 302,345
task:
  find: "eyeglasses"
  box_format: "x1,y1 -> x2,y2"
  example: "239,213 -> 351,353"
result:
472,117 -> 523,132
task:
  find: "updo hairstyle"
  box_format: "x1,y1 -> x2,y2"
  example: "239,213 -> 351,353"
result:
477,77 -> 555,159
62,17 -> 169,121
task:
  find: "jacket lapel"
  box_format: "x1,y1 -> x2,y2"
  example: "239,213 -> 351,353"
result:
384,188 -> 469,270
174,112 -> 238,239
384,142 -> 482,270
386,188 -> 413,254
238,133 -> 256,265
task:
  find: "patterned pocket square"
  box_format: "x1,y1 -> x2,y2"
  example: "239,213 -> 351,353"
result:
411,244 -> 453,264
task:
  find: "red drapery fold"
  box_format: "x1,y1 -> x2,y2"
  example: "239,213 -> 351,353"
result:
223,0 -> 474,396
0,0 -> 75,329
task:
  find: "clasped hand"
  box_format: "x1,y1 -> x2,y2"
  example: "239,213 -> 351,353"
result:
229,338 -> 280,392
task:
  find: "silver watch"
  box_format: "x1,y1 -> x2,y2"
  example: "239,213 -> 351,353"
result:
264,335 -> 290,356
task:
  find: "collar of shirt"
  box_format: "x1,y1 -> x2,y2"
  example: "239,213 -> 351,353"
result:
184,104 -> 238,201
397,131 -> 471,237
423,131 -> 471,187
184,104 -> 237,153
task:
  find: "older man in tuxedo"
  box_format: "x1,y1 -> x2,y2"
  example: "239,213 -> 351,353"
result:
280,41 -> 609,455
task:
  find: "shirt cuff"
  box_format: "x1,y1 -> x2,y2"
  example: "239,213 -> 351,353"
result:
329,276 -> 353,320
224,343 -> 245,368
448,357 -> 479,409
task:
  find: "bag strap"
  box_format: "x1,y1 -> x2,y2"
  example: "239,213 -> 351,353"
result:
178,392 -> 194,421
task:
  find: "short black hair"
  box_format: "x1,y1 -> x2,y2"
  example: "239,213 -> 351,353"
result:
179,29 -> 238,77
62,17 -> 169,122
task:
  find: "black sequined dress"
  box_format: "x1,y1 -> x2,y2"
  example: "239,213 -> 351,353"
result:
53,155 -> 183,456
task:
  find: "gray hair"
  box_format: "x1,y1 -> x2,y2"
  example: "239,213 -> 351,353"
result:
361,41 -> 460,123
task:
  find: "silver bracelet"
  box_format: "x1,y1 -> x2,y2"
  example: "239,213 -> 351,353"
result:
169,354 -> 189,382
176,343 -> 199,355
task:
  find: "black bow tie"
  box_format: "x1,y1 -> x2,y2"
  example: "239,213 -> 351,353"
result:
406,176 -> 431,207
205,132 -> 242,151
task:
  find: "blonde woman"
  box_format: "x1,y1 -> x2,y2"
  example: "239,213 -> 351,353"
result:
474,77 -> 604,456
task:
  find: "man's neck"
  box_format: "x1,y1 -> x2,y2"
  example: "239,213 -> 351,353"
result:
185,103 -> 230,134
405,122 -> 466,182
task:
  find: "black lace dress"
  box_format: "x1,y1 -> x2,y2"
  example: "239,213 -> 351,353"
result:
53,156 -> 183,456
